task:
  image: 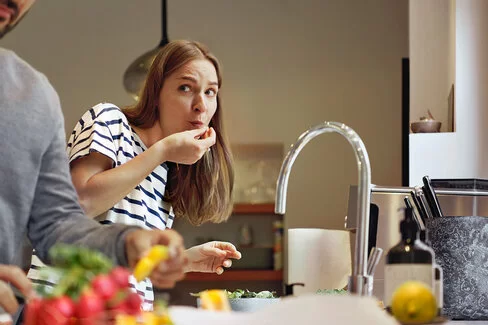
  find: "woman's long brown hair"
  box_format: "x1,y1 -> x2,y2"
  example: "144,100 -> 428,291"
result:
123,40 -> 234,226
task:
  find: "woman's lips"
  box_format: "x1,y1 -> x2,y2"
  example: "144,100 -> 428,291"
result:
190,121 -> 204,128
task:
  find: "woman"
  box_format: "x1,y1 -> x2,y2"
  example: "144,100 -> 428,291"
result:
29,40 -> 241,310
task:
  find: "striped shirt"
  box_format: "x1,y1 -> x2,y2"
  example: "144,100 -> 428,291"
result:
28,102 -> 174,310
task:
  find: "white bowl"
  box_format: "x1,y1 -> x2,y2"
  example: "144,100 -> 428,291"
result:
196,297 -> 280,312
228,298 -> 280,312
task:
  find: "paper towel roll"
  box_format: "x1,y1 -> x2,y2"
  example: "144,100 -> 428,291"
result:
288,228 -> 351,295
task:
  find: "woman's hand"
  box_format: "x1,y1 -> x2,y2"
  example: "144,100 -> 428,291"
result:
125,229 -> 188,288
0,265 -> 34,314
184,241 -> 242,274
159,127 -> 216,165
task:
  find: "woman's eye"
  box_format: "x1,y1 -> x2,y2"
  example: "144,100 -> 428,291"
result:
205,88 -> 217,96
179,85 -> 191,92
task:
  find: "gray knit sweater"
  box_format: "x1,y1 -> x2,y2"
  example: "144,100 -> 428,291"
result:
0,48 -> 136,268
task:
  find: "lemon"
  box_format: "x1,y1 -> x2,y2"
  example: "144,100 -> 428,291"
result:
391,281 -> 437,324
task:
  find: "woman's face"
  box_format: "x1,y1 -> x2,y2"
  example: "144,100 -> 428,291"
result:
158,59 -> 219,137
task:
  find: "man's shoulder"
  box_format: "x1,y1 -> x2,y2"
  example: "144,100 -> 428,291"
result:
0,47 -> 54,92
0,47 -> 21,62
0,47 -> 61,121
0,47 -> 43,78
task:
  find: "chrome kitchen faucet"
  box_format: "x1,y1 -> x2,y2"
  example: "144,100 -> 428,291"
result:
275,121 -> 377,296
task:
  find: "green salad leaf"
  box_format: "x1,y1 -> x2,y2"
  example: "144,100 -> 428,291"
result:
190,289 -> 277,299
227,289 -> 276,299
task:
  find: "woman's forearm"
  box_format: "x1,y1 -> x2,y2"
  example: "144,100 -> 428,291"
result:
75,141 -> 168,218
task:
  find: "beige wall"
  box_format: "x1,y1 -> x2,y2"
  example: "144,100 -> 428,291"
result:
409,0 -> 455,132
2,0 -> 407,231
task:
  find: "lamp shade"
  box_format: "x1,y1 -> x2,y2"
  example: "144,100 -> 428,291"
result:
123,0 -> 169,100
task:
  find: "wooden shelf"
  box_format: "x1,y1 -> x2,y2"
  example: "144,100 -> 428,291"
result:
183,270 -> 283,282
233,203 -> 276,214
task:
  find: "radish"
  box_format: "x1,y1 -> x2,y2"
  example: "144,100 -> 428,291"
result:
109,266 -> 131,289
23,298 -> 43,325
91,274 -> 117,301
124,292 -> 142,315
76,290 -> 104,319
38,296 -> 75,325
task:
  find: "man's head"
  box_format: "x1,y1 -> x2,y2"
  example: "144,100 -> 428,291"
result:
0,0 -> 36,39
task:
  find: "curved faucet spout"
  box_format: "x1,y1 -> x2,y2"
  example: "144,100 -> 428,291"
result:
275,121 -> 372,295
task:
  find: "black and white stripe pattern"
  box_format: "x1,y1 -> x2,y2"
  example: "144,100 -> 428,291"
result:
28,103 -> 174,311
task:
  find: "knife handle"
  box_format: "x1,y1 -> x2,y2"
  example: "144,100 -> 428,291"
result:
404,196 -> 425,230
422,176 -> 444,218
410,189 -> 430,221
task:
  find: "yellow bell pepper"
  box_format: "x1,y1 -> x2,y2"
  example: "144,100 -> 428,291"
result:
115,314 -> 137,325
199,290 -> 231,312
133,245 -> 169,282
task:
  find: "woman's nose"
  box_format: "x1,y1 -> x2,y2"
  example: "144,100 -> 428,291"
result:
192,94 -> 207,113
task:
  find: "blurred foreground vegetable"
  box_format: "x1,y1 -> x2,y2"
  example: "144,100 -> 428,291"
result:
25,244 -> 173,325
133,245 -> 169,282
199,290 -> 231,312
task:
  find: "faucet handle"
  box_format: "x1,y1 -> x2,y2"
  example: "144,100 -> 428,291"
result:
367,247 -> 383,276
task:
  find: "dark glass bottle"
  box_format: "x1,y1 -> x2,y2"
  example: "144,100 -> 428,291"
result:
384,207 -> 434,311
419,229 -> 443,316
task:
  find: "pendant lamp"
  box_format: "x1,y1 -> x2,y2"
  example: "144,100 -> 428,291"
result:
123,0 -> 169,100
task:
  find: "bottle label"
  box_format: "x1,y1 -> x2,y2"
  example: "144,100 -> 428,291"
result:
434,264 -> 443,309
384,264 -> 434,307
435,279 -> 443,308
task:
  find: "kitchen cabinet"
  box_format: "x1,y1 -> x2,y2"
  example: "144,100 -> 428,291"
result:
180,204 -> 283,283
177,203 -> 284,284
232,203 -> 276,215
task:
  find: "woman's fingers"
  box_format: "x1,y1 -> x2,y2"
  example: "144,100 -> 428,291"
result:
198,128 -> 216,148
187,127 -> 209,139
222,259 -> 232,268
213,242 -> 242,259
215,266 -> 224,275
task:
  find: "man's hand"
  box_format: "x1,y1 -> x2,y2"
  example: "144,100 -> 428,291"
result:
184,241 -> 242,274
0,265 -> 34,314
124,229 -> 187,288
